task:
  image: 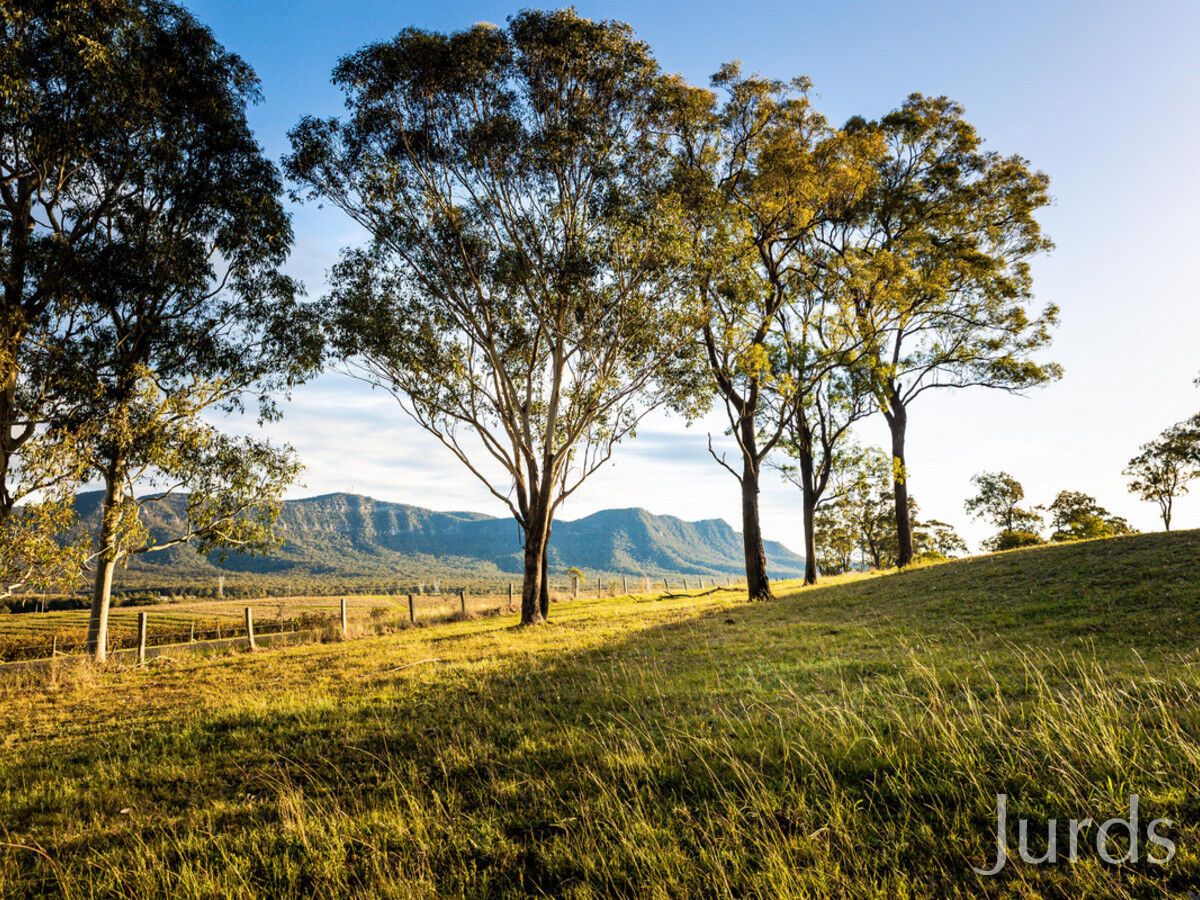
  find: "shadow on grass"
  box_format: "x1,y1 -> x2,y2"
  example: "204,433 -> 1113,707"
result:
3,531 -> 1200,897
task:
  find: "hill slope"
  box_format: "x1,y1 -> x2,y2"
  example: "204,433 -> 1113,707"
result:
3,531 -> 1198,896
72,491 -> 808,582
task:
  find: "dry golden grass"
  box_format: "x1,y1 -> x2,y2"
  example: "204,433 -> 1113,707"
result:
1,532 -> 1199,897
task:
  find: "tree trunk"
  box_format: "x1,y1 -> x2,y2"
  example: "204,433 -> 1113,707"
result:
0,361 -> 22,519
539,525 -> 551,620
519,500 -> 551,626
85,472 -> 121,662
885,401 -> 913,568
739,419 -> 772,600
797,436 -> 818,586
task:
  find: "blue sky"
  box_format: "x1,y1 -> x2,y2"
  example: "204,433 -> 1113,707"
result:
187,0 -> 1200,550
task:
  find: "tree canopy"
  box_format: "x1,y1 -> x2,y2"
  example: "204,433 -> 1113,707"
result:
287,10 -> 703,624
829,96 -> 1060,566
665,64 -> 879,598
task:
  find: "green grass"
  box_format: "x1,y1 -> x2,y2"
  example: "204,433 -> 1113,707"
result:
0,584 -> 683,661
2,531 -> 1200,897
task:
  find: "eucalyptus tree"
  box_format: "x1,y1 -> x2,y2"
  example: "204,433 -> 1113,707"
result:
42,3 -> 317,661
665,64 -> 878,600
771,271 -> 874,584
827,445 -> 893,568
1125,418 -> 1200,531
829,95 -> 1060,567
774,366 -> 872,584
1043,490 -> 1133,542
1,0 -> 189,591
287,11 -> 701,625
964,470 -> 1043,550
964,471 -> 1040,533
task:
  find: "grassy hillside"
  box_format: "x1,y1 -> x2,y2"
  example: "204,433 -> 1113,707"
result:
2,531 -> 1199,897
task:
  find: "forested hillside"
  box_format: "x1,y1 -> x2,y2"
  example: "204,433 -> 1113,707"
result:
72,492 -> 807,587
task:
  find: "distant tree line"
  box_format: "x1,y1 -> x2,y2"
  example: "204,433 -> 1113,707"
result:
13,2 -> 1192,651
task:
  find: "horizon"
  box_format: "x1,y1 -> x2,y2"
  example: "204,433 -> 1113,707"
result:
187,0 -> 1200,551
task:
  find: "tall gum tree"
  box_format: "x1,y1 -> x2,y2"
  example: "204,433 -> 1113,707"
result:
827,95 -> 1060,567
772,349 -> 873,584
44,2 -> 317,661
664,65 -> 877,600
1,0 -> 197,589
286,11 -> 702,625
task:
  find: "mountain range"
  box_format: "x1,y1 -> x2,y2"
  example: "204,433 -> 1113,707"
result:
73,491 -> 807,585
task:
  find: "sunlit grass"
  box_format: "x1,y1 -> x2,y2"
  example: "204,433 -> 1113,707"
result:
1,531 -> 1199,897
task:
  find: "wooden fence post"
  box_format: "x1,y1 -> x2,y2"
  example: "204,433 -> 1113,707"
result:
245,607 -> 256,651
408,593 -> 415,624
51,635 -> 57,657
137,612 -> 148,667
459,589 -> 466,614
340,598 -> 348,638
683,577 -> 688,590
573,575 -> 579,600
663,578 -> 669,590
622,575 -> 628,594
508,581 -> 514,609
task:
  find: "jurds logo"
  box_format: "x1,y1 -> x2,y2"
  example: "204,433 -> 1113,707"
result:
975,794 -> 1176,876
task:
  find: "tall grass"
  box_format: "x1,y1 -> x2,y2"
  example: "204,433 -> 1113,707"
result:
1,532 -> 1199,897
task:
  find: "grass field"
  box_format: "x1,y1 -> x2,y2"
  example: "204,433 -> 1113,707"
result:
0,586 -> 637,661
2,531 -> 1199,897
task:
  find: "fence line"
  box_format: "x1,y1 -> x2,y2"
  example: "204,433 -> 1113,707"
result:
1,573 -> 747,668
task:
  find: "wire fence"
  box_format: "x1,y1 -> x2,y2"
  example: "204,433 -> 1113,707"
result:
0,573 -> 743,665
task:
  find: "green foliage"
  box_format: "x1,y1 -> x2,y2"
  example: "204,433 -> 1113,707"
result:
0,493 -> 86,599
839,95 -> 1061,404
831,96 -> 1059,565
914,519 -> 968,560
812,504 -> 857,574
965,471 -> 1042,547
986,528 -> 1045,551
664,64 -> 879,595
1125,415 -> 1200,531
15,0 -> 319,654
287,10 -> 703,621
1043,490 -> 1135,542
813,445 -> 963,570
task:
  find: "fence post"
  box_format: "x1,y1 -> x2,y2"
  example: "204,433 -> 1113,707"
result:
137,612 -> 148,667
340,597 -> 348,638
408,593 -> 415,624
459,589 -> 466,614
245,607 -> 256,651
51,635 -> 57,658
683,577 -> 688,590
572,575 -> 579,600
508,581 -> 514,610
663,578 -> 669,590
623,575 -> 628,594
